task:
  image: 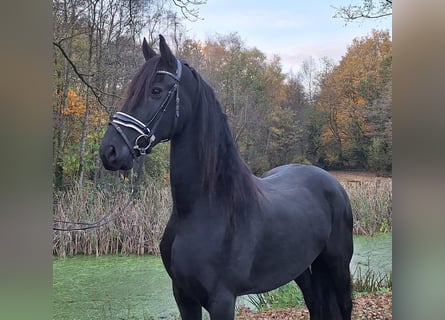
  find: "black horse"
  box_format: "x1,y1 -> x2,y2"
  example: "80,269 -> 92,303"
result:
99,35 -> 353,320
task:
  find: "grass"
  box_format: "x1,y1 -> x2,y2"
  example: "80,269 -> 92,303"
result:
352,266 -> 392,295
247,283 -> 305,311
246,267 -> 392,312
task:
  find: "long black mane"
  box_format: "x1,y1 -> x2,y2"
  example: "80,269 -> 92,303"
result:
187,66 -> 263,224
123,58 -> 261,224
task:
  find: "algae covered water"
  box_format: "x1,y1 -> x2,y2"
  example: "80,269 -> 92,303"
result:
53,233 -> 392,319
351,232 -> 392,276
53,255 -> 177,319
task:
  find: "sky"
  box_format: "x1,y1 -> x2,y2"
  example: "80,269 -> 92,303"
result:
182,0 -> 392,74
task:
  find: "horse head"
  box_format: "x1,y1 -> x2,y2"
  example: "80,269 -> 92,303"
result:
99,35 -> 196,171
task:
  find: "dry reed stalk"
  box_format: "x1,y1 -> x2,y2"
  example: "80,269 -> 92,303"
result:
54,173 -> 392,256
340,177 -> 392,235
53,179 -> 172,257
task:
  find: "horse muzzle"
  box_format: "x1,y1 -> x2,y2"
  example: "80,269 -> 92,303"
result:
99,135 -> 135,171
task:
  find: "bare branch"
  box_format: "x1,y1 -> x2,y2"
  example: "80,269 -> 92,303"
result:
172,0 -> 206,21
333,0 -> 392,24
53,41 -> 121,111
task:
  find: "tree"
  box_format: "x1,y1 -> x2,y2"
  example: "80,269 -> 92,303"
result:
315,30 -> 392,170
172,0 -> 207,21
304,105 -> 326,165
333,0 -> 392,23
52,0 -> 197,187
278,72 -> 308,162
300,56 -> 318,105
361,57 -> 392,173
180,33 -> 306,173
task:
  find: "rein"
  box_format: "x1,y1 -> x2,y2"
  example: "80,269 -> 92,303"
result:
52,157 -> 145,232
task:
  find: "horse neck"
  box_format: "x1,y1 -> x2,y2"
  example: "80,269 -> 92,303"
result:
169,113 -> 255,217
169,128 -> 203,210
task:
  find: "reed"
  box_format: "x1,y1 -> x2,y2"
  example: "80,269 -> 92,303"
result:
53,172 -> 392,257
53,177 -> 171,257
341,177 -> 392,235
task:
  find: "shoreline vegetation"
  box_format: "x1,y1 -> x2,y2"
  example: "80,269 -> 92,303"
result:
53,171 -> 392,257
53,171 -> 392,319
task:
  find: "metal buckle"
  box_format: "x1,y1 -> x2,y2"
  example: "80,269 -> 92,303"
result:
134,134 -> 155,155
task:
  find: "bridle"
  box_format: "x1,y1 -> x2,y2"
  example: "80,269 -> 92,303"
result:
110,59 -> 182,157
53,60 -> 183,232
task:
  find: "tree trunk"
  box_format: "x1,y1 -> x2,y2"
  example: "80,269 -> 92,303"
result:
78,0 -> 97,186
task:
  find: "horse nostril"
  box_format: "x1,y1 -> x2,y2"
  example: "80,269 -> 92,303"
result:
101,143 -> 116,162
107,145 -> 117,160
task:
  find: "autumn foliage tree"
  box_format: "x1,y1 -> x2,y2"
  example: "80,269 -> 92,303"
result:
315,29 -> 391,172
53,0 -> 190,187
178,34 -> 312,173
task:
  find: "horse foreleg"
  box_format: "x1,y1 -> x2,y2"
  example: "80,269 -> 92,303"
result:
173,285 -> 202,320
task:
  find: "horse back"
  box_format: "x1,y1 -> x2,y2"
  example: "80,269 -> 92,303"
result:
259,164 -> 352,238
238,164 -> 352,292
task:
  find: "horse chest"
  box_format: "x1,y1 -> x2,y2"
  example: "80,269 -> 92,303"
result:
166,222 -> 227,290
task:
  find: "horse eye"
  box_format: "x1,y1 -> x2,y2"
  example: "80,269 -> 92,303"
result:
151,87 -> 162,95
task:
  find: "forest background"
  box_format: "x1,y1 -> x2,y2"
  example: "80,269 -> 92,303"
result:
53,0 -> 392,191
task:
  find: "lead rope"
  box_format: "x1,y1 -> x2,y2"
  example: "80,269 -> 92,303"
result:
52,156 -> 145,232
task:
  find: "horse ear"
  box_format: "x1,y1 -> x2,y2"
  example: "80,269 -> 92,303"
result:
142,37 -> 157,61
159,34 -> 177,69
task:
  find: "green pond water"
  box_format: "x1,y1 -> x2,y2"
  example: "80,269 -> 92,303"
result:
351,232 -> 392,276
53,255 -> 177,319
53,233 -> 391,319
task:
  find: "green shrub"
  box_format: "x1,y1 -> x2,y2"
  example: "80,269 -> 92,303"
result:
367,137 -> 392,174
